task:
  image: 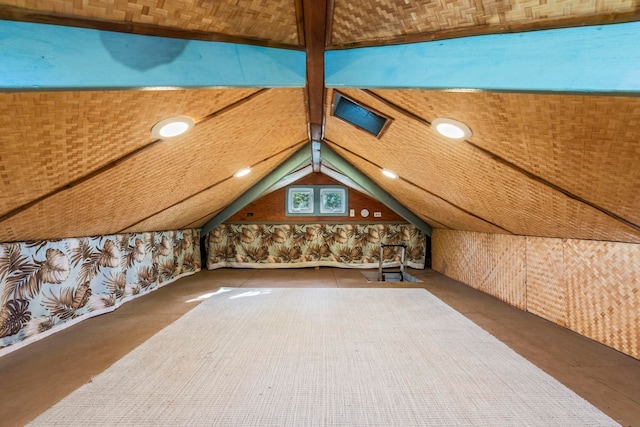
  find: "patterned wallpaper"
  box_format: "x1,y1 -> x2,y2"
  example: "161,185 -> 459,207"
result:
206,223 -> 426,269
0,229 -> 201,354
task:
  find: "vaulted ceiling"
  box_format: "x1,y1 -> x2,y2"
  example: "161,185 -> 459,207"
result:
0,0 -> 639,243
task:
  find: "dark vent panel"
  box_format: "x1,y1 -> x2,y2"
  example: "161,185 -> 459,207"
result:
332,93 -> 391,138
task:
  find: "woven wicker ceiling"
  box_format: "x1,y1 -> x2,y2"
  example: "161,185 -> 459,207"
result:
1,0 -> 639,243
330,0 -> 638,47
325,88 -> 640,243
0,0 -> 301,46
0,88 -> 307,241
0,89 -> 257,216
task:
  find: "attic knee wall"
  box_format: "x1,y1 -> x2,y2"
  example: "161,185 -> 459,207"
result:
432,229 -> 639,360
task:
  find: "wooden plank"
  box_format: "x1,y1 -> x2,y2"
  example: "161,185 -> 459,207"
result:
302,0 -> 328,141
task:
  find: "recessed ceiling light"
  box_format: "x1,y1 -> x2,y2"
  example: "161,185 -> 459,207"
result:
151,116 -> 194,138
432,118 -> 472,139
234,167 -> 251,178
381,169 -> 398,179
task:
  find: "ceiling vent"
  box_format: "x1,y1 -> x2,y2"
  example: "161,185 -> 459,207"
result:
331,92 -> 392,138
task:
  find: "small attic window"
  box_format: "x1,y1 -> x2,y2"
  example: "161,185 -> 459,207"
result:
286,186 -> 348,216
331,92 -> 392,138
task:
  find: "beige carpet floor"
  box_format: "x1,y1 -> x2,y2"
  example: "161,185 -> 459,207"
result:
28,288 -> 618,426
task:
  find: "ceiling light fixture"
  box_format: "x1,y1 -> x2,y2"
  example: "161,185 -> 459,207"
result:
381,169 -> 398,179
234,167 -> 252,178
151,116 -> 194,139
432,118 -> 472,139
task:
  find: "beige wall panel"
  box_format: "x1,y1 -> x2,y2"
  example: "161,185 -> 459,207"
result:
0,88 -> 258,215
331,0 -> 636,45
564,239 -> 639,360
483,233 -> 527,309
123,149 -> 298,233
433,230 -> 525,309
3,0 -> 300,44
432,229 -> 460,280
434,229 -> 640,359
326,89 -> 640,243
1,89 -> 307,241
526,236 -> 567,326
328,144 -> 508,234
374,90 -> 640,227
432,229 -> 486,290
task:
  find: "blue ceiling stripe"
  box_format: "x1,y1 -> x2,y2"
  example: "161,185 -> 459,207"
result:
325,22 -> 640,93
0,20 -> 306,90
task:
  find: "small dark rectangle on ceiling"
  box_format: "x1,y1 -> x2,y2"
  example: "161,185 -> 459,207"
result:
331,92 -> 392,138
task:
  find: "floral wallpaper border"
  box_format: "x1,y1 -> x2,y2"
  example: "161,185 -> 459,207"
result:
206,223 -> 426,270
0,229 -> 201,356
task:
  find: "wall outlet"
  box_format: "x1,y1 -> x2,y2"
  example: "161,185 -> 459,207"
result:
349,209 -> 355,217
374,212 -> 382,218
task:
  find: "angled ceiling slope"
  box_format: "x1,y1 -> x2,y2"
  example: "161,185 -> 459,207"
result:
201,143 -> 433,237
1,0 -> 639,243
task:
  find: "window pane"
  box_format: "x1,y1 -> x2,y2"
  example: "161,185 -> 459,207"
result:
288,188 -> 314,214
320,188 -> 346,214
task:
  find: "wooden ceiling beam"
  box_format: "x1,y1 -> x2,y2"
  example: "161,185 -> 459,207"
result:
294,0 -> 306,47
324,0 -> 335,48
302,0 -> 329,142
